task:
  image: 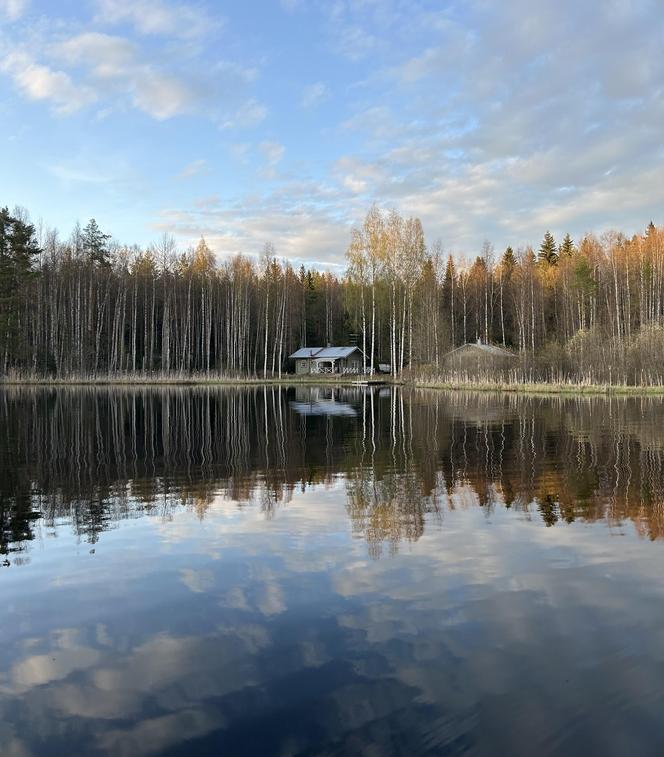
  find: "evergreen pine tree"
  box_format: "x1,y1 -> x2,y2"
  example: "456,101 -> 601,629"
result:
559,233 -> 575,257
502,246 -> 516,269
538,231 -> 558,266
82,218 -> 111,267
444,253 -> 456,285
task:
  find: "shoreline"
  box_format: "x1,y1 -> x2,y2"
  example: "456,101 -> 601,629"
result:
2,374 -> 664,396
0,374 -> 369,388
410,379 -> 664,397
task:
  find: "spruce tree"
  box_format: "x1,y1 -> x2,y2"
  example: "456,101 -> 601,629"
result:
538,231 -> 558,266
82,218 -> 111,267
502,246 -> 516,270
444,253 -> 456,285
559,233 -> 575,257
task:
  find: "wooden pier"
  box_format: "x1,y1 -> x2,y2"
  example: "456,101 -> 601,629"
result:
353,378 -> 388,386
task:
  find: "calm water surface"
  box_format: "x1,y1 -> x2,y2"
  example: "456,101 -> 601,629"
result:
2,386 -> 664,756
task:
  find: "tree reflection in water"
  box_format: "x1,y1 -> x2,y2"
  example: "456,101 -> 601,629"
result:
2,386 -> 664,561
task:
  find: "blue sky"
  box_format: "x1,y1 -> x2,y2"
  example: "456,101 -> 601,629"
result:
1,0 -> 663,268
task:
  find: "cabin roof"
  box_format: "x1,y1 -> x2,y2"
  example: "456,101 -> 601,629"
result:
289,346 -> 362,360
443,342 -> 517,359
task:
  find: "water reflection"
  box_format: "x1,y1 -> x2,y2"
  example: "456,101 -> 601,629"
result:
3,387 -> 664,561
290,385 -> 359,416
4,388 -> 664,755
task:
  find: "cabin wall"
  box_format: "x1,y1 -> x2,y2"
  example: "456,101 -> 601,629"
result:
291,350 -> 364,375
443,349 -> 515,375
296,359 -> 312,375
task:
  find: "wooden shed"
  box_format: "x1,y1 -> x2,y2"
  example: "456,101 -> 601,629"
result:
442,340 -> 517,373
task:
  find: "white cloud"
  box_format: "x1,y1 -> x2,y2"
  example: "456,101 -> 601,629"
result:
4,0 -> 664,259
300,81 -> 329,109
228,142 -> 251,163
397,46 -> 449,84
333,24 -> 381,61
52,32 -> 260,123
319,0 -> 664,252
220,98 -> 267,129
177,158 -> 209,179
213,59 -> 258,84
54,32 -> 197,120
333,155 -> 386,196
194,194 -> 221,209
47,163 -> 109,184
258,141 -> 286,180
259,141 -> 285,166
0,0 -> 27,21
0,51 -> 95,114
56,32 -> 135,75
95,0 -> 220,39
152,177 -> 357,269
341,105 -> 400,140
131,69 -> 193,119
45,149 -> 135,194
280,0 -> 305,11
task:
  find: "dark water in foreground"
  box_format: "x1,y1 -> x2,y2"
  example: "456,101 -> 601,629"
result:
3,387 -> 664,756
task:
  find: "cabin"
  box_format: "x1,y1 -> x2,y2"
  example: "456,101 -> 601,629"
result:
289,346 -> 365,375
442,340 -> 517,373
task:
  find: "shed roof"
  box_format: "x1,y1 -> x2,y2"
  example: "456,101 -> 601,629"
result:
443,342 -> 517,359
289,346 -> 362,360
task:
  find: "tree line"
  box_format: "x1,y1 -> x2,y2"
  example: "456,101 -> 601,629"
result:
1,203 -> 663,382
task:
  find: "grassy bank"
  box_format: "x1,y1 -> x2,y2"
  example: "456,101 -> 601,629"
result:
0,372 -> 368,387
409,377 -> 664,396
4,372 -> 664,396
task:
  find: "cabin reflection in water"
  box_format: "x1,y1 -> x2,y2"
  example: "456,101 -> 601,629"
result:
3,387 -> 664,561
289,386 -> 362,416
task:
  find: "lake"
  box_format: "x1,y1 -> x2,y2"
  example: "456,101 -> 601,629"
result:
2,386 -> 664,756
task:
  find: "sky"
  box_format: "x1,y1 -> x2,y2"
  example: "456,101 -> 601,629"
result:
1,0 -> 663,269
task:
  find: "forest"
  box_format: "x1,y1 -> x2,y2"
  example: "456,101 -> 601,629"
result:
1,203 -> 664,384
